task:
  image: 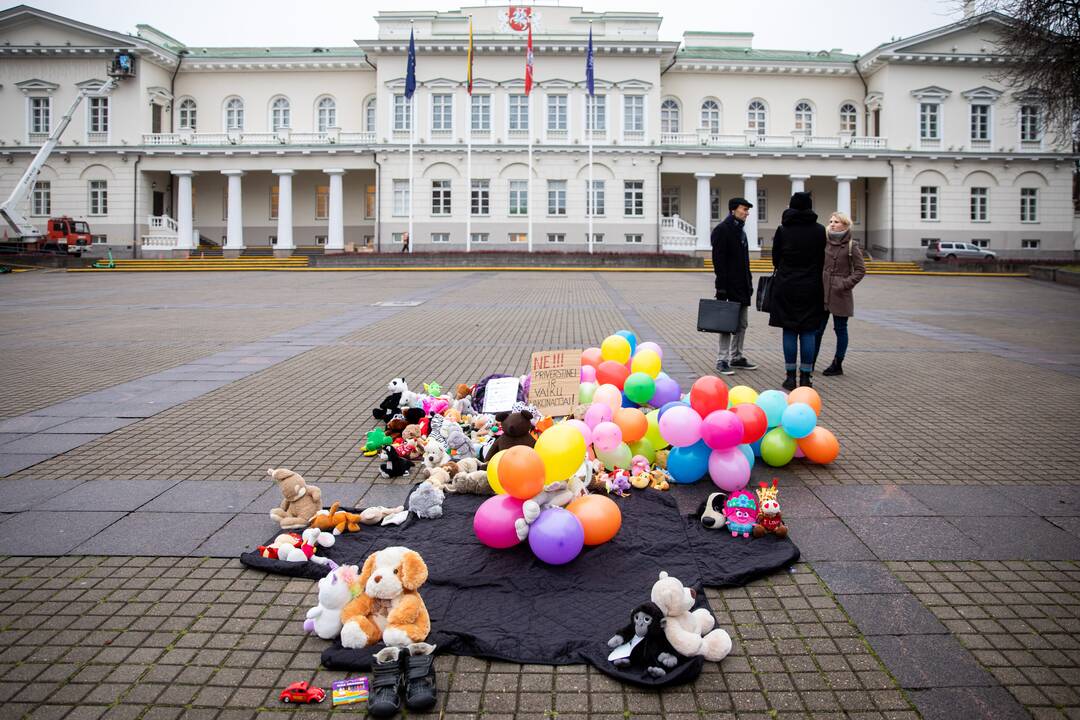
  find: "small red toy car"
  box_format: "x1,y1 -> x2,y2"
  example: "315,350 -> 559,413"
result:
279,681 -> 326,704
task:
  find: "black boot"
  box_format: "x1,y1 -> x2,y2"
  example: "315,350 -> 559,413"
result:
404,646 -> 438,713
800,371 -> 813,388
367,649 -> 405,718
782,370 -> 797,391
822,358 -> 843,376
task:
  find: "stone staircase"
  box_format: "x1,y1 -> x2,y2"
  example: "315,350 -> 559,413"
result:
77,256 -> 310,272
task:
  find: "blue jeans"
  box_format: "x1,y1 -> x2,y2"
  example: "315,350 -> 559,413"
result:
813,313 -> 849,366
782,329 -> 816,372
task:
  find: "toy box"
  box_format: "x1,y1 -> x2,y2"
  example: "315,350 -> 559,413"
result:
331,677 -> 369,707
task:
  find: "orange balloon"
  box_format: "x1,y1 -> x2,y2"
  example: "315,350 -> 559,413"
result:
566,494 -> 622,545
498,446 -> 547,499
797,427 -> 839,464
788,387 -> 822,416
612,408 -> 648,443
581,348 -> 603,369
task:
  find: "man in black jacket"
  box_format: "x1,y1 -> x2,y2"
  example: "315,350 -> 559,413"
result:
711,197 -> 758,375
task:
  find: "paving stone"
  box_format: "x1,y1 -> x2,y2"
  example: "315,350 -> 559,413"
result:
998,485 -> 1080,516
0,416 -> 69,433
0,454 -> 55,477
786,518 -> 875,561
1047,516 -> 1080,538
812,486 -> 935,516
908,687 -> 1031,720
41,480 -> 180,511
948,516 -> 1080,560
243,482 -> 371,514
843,517 -> 982,561
360,484 -> 412,508
866,634 -> 997,689
0,479 -> 86,510
140,481 -> 267,513
72,512 -> 235,555
903,485 -> 1014,516
0,434 -> 101,455
0,511 -> 126,554
195,514 -> 282,557
837,594 -> 947,635
42,418 -> 140,434
777,486 -> 836,518
811,561 -> 908,594
0,434 -> 30,447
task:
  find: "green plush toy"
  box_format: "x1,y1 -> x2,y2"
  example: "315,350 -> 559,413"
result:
362,428 -> 393,456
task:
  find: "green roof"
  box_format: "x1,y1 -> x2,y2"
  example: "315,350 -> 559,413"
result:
184,47 -> 367,59
678,46 -> 858,63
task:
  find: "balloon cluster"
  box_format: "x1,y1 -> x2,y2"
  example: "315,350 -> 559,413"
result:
473,428 -> 622,565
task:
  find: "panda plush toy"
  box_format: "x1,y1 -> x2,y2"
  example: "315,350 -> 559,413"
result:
606,601 -> 683,678
372,377 -> 409,422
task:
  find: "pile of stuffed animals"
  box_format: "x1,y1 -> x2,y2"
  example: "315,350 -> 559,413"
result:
698,479 -> 788,539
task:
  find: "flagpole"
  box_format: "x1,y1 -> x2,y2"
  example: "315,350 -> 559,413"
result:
465,15 -> 473,253
408,23 -> 415,254
587,23 -> 594,255
528,91 -> 533,254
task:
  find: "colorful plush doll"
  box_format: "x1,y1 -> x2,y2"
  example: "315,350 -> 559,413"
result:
362,428 -> 393,456
752,479 -> 788,538
723,490 -> 758,538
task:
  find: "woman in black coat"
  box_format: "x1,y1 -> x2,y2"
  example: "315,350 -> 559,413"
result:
768,192 -> 827,390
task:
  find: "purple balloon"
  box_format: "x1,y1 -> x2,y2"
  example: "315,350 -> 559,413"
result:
658,404 -> 703,448
474,495 -> 526,549
708,447 -> 751,493
592,421 -> 623,453
528,507 -> 585,565
584,403 -> 613,429
700,410 -> 745,450
638,341 -> 663,360
651,374 -> 681,407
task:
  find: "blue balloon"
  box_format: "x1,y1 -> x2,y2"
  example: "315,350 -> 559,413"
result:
615,330 -> 638,356
667,440 -> 711,484
658,400 -> 687,418
756,390 -> 788,428
737,443 -> 756,469
781,402 -> 817,439
749,438 -> 763,457
621,392 -> 638,408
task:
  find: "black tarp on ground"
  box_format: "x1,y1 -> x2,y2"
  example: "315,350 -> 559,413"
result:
240,484 -> 799,686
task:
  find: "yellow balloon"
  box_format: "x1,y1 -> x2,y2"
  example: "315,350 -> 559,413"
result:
486,450 -> 506,494
534,424 -> 587,485
644,409 -> 669,450
630,349 -> 662,378
728,385 -> 759,407
600,335 -> 632,364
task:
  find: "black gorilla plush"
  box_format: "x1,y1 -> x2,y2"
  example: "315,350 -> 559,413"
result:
606,601 -> 683,678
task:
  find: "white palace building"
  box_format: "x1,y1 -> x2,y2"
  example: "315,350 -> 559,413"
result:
0,3 -> 1075,259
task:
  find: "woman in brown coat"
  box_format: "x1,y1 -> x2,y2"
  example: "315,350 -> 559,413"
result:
813,211 -> 866,376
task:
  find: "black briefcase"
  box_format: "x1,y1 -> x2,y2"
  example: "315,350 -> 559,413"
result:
755,274 -> 774,313
697,298 -> 742,334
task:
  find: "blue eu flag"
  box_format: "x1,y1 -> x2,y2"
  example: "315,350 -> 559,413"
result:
585,27 -> 594,96
405,28 -> 417,99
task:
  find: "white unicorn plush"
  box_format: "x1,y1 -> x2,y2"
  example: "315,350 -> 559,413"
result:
303,564 -> 357,640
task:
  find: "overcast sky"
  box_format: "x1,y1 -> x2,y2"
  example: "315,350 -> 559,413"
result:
12,0 -> 964,55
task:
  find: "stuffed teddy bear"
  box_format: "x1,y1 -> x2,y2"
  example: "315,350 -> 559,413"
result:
449,470 -> 493,495
268,468 -> 323,530
373,378 -> 408,422
452,383 -> 475,415
650,571 -> 732,663
340,546 -> 432,649
386,417 -> 410,440
310,501 -> 362,535
359,505 -> 405,525
378,446 -> 414,479
606,601 -> 683,678
481,410 -> 536,461
654,449 -> 670,470
408,481 -> 445,520
303,564 -> 358,639
752,479 -> 788,538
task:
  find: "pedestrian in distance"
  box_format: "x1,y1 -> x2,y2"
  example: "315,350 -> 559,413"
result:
400,232 -> 410,253
711,197 -> 758,376
813,211 -> 866,377
768,191 -> 827,391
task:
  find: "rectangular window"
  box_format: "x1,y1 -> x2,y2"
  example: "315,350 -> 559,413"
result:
919,103 -> 939,140
624,95 -> 644,133
365,184 -> 376,219
92,235 -> 107,244
920,186 -> 939,221
393,179 -> 410,216
315,235 -> 328,246
30,97 -> 50,134
587,180 -> 605,217
508,232 -> 528,243
88,180 -> 108,216
624,180 -> 644,217
509,94 -> 529,132
585,232 -> 604,244
547,94 -> 567,132
970,187 -> 988,222
547,180 -> 567,216
661,187 -> 679,218
432,94 -> 453,132
710,187 -> 722,222
625,233 -> 643,244
920,238 -> 937,247
431,180 -> 451,216
509,180 -> 528,215
88,97 -> 109,134
1021,238 -> 1040,249
1020,105 -> 1041,142
972,239 -> 989,248
970,104 -> 989,141
471,179 -> 490,216
431,232 -> 450,244
31,181 -> 50,216
547,233 -> 565,243
269,185 -> 279,220
471,94 -> 491,132
586,95 -> 606,133
269,235 -> 278,246
393,94 -> 412,132
470,232 -> 489,244
757,188 -> 767,222
316,185 -> 329,220
1020,188 -> 1038,222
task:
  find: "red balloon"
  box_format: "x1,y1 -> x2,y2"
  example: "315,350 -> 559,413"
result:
731,403 -> 768,444
689,376 -> 729,417
581,348 -> 603,369
596,360 -> 631,390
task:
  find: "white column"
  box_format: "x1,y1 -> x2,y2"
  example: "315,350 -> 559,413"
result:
836,175 -> 856,218
222,170 -> 244,251
325,169 -> 345,252
172,170 -> 194,251
789,174 -> 809,196
742,173 -> 762,251
694,172 -> 714,251
272,170 -> 295,251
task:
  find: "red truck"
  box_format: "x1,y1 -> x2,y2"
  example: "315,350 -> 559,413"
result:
40,217 -> 92,254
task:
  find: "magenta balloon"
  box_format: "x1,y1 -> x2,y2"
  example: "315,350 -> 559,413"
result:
473,495 -> 526,549
658,404 -> 703,448
592,421 -> 623,453
580,365 -> 597,383
708,447 -> 751,493
584,403 -> 614,430
528,507 -> 585,565
637,341 -> 663,360
564,419 -> 593,447
651,375 -> 681,407
700,410 -> 745,450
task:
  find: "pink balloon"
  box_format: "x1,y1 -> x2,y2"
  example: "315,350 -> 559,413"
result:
638,341 -> 663,360
564,419 -> 593,447
592,421 -> 623,453
794,445 -> 806,459
708,448 -> 751,493
584,403 -> 614,429
580,365 -> 597,383
700,410 -> 745,451
658,405 -> 703,448
593,384 -> 622,412
473,495 -> 526,549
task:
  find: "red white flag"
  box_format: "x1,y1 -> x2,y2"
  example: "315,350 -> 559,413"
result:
525,19 -> 534,95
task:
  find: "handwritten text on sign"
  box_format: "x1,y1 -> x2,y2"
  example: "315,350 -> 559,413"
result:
529,349 -> 582,417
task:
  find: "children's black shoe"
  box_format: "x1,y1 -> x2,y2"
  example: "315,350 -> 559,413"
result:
782,371 -> 797,391
367,649 -> 406,718
404,647 -> 438,712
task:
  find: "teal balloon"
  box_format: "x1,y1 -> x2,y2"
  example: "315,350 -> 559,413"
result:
615,330 -> 638,355
578,382 -> 597,404
623,372 -> 656,405
596,442 -> 633,471
781,402 -> 817,439
760,427 -> 797,467
756,390 -> 788,428
737,443 -> 755,470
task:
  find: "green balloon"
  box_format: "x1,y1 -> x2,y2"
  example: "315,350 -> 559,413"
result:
596,442 -> 633,471
623,372 -> 656,405
578,382 -> 597,404
628,437 -> 656,463
760,427 -> 797,467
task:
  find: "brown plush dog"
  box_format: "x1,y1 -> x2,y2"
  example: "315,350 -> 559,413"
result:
339,546 -> 431,648
310,501 -> 362,535
268,468 -> 322,530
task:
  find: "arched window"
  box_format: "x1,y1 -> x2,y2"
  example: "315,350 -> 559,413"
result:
224,97 -> 244,131
316,97 -> 336,132
747,100 -> 766,135
271,97 -> 291,131
178,98 -> 197,130
365,97 -> 377,133
840,103 -> 858,134
700,99 -> 720,134
794,101 -> 814,135
660,99 -> 680,134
